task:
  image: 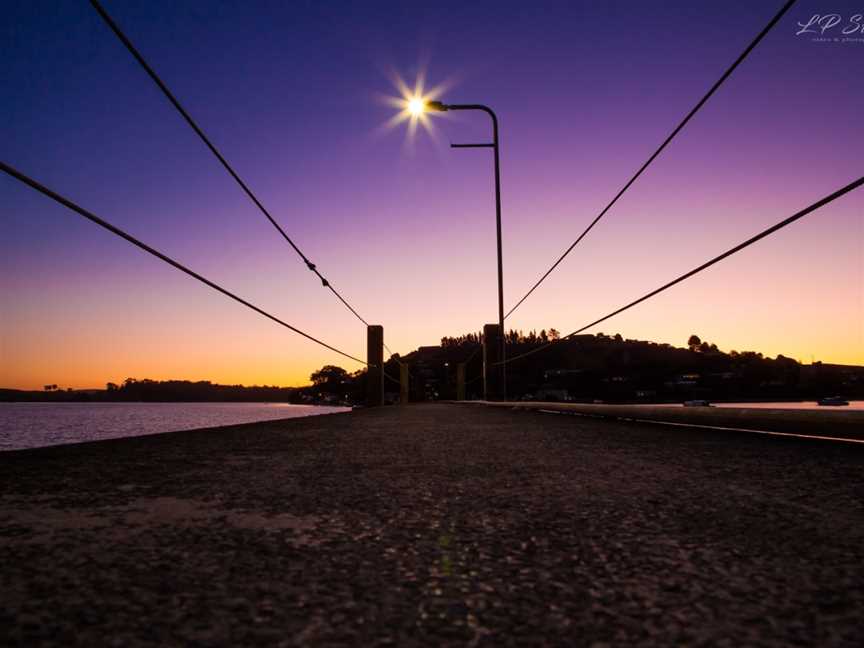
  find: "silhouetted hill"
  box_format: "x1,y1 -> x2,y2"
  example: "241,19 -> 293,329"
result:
389,330 -> 864,402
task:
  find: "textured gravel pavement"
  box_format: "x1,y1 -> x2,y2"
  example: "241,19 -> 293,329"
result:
2,403 -> 863,646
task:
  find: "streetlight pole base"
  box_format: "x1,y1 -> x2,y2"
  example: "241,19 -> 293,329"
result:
483,323 -> 505,401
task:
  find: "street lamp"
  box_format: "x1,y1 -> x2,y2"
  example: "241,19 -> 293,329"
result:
408,97 -> 426,116
424,99 -> 506,400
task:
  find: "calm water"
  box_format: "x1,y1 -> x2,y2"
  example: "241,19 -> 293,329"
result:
0,402 -> 351,451
669,401 -> 864,411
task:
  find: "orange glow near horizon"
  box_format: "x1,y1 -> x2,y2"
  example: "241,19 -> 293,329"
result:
3,324 -> 862,392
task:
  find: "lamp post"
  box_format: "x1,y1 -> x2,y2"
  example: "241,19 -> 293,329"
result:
425,100 -> 506,400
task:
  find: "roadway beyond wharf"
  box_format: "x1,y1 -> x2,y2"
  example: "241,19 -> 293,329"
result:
2,403 -> 863,646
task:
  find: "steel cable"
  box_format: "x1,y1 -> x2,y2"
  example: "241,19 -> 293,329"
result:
504,0 -> 797,321
1,161 -> 367,366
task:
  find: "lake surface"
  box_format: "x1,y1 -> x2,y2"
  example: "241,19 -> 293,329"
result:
673,401 -> 864,411
0,402 -> 351,451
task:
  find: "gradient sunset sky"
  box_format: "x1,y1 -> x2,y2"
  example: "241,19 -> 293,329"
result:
2,0 -> 862,390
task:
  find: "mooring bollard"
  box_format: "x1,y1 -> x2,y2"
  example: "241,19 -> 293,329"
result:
366,325 -> 384,407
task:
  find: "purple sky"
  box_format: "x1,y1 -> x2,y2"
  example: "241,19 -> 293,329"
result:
2,0 -> 862,389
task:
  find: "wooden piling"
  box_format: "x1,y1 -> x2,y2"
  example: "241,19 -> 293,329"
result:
366,325 -> 384,407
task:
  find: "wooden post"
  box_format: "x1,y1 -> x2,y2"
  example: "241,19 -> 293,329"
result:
400,363 -> 409,405
456,363 -> 466,401
483,323 -> 503,401
366,325 -> 384,407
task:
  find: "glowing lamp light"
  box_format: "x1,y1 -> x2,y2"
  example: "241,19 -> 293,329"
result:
407,97 -> 425,116
379,71 -> 453,141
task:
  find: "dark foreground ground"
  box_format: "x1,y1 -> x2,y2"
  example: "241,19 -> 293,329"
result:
2,404 -> 863,647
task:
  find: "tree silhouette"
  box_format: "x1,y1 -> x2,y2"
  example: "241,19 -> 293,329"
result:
688,334 -> 702,351
311,365 -> 349,386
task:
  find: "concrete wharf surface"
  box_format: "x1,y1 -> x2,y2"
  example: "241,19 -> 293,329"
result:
1,403 -> 863,647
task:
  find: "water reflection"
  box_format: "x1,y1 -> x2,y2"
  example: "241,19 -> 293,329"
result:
0,402 -> 350,451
